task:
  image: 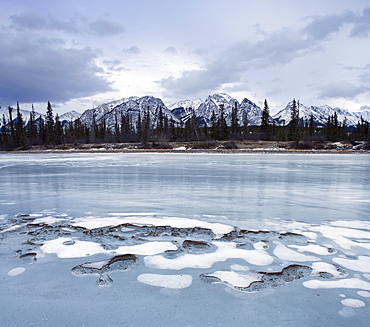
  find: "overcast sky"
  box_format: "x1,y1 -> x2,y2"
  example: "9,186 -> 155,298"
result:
1,0 -> 369,114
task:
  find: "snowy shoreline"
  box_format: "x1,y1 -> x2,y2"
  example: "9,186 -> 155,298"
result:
2,140 -> 369,154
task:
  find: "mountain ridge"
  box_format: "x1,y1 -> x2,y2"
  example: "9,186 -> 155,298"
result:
1,93 -> 369,129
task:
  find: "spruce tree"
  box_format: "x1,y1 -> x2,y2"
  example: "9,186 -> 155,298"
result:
8,106 -> 15,141
16,102 -> 26,148
308,114 -> 315,136
230,103 -> 239,136
54,114 -> 63,145
261,99 -> 270,137
289,98 -> 299,141
28,105 -> 38,142
218,104 -> 228,140
45,101 -> 55,145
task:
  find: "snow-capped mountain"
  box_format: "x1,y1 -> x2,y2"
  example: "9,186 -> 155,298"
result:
0,105 -> 43,128
59,110 -> 81,123
168,98 -> 203,122
273,101 -> 370,127
240,98 -> 263,126
169,92 -> 263,126
79,95 -> 180,129
0,105 -> 80,128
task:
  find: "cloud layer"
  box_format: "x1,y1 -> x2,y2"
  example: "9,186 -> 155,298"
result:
159,28 -> 317,98
0,2 -> 369,113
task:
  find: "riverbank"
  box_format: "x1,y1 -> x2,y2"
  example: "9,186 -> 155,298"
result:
2,140 -> 370,154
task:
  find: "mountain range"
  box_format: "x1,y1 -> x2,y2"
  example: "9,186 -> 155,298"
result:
0,106 -> 80,128
1,93 -> 369,129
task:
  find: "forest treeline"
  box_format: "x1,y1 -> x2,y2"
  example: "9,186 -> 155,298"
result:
1,99 -> 369,150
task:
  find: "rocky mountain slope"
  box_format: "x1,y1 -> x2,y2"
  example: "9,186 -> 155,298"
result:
79,96 -> 179,129
273,101 -> 369,127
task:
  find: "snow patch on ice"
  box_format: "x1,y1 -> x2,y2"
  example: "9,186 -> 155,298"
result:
32,216 -> 68,225
311,262 -> 346,278
273,242 -> 319,262
333,256 -> 370,273
309,225 -> 370,251
341,298 -> 366,308
230,264 -> 250,272
71,215 -> 234,238
357,290 -> 370,298
7,267 -> 26,276
137,273 -> 192,289
289,244 -> 333,255
41,237 -> 177,258
303,278 -> 370,290
205,270 -> 261,288
0,225 -> 21,233
144,241 -> 273,270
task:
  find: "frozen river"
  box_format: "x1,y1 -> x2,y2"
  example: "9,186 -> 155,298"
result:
1,152 -> 370,326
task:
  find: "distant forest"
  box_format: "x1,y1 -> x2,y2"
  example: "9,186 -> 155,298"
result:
1,99 -> 369,151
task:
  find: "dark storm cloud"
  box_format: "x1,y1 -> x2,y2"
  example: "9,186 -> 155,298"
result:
10,10 -> 126,37
302,11 -> 356,40
159,28 -> 317,97
10,10 -> 80,33
88,18 -> 126,37
303,7 -> 370,40
350,7 -> 370,38
317,81 -> 370,100
0,31 -> 112,104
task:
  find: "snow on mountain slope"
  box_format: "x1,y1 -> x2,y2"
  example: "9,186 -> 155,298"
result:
59,110 -> 81,123
79,96 -> 180,129
168,99 -> 203,122
0,106 -> 43,127
272,101 -> 369,127
171,92 -> 262,127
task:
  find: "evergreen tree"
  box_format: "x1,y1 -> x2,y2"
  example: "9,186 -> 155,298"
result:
242,110 -> 249,135
289,98 -> 299,141
210,110 -> 218,140
16,102 -> 26,148
230,103 -> 239,137
28,105 -> 38,142
308,114 -> 315,136
39,115 -> 45,144
260,99 -> 270,138
218,104 -> 228,140
1,114 -> 9,148
54,114 -> 63,145
8,106 -> 15,140
45,101 -> 55,145
136,112 -> 142,141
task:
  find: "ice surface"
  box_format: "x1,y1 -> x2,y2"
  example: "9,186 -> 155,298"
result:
1,152 -> 370,326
